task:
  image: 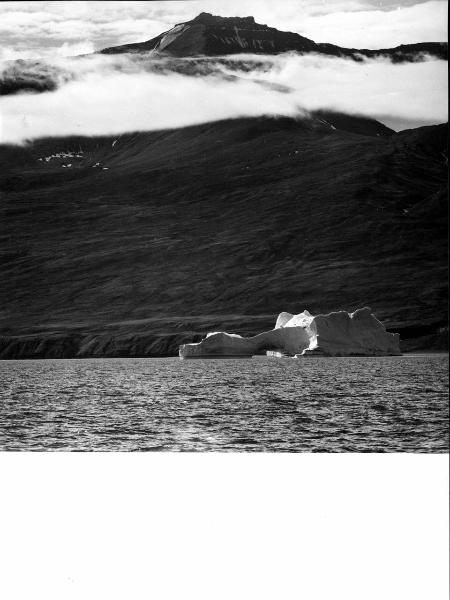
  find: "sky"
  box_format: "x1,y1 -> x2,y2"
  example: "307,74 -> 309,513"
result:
0,0 -> 447,60
0,1 -> 447,142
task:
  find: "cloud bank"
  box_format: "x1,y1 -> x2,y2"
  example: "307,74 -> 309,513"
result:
0,52 -> 447,144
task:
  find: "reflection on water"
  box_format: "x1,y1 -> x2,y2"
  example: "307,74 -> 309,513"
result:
0,355 -> 448,452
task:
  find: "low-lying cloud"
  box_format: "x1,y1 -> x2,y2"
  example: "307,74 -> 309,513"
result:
0,52 -> 447,144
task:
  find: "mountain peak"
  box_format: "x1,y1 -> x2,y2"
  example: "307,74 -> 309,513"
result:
101,12 -> 315,57
190,12 -> 258,26
99,13 -> 448,62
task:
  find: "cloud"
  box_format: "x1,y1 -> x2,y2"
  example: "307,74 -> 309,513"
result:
0,41 -> 95,62
0,52 -> 447,144
300,0 -> 448,48
0,0 -> 447,59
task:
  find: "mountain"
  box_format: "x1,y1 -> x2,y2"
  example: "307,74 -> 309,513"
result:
0,12 -> 446,98
0,112 -> 447,358
100,12 -> 448,61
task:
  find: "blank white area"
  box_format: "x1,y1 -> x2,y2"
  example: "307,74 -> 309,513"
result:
0,454 -> 448,600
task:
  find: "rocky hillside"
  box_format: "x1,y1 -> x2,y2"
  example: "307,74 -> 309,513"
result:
0,112 -> 447,358
101,12 -> 447,61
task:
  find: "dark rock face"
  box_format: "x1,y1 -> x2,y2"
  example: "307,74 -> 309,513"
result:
191,13 -> 260,26
100,12 -> 317,57
0,332 -> 195,359
100,12 -> 447,61
0,114 -> 447,358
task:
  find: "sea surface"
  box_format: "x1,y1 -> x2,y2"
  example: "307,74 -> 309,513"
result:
0,355 -> 448,452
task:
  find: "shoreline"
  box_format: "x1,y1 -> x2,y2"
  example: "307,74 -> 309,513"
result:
1,351 -> 448,361
0,323 -> 447,360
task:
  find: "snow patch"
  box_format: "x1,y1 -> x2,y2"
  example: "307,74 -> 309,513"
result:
38,150 -> 84,163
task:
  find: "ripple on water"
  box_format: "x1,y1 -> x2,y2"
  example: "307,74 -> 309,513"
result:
0,355 -> 448,452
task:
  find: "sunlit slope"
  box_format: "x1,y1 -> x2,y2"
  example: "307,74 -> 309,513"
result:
0,114 -> 447,357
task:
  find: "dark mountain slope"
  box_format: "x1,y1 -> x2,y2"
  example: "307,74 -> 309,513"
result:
101,12 -> 447,61
0,113 -> 447,358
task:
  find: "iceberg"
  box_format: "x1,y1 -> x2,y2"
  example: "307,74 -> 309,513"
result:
178,307 -> 401,358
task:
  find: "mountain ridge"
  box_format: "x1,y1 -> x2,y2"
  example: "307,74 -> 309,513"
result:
100,11 -> 448,61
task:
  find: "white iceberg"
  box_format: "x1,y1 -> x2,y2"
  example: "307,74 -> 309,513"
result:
178,307 -> 401,358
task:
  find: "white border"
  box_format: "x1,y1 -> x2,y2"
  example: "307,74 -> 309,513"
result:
0,453 -> 448,600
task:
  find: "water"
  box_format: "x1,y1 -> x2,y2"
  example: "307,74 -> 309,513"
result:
0,355 -> 448,452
